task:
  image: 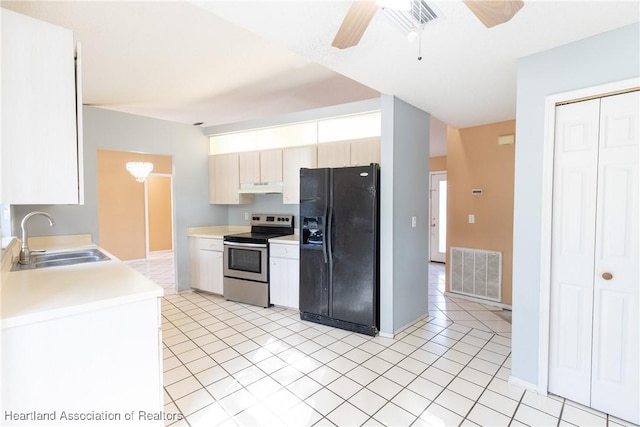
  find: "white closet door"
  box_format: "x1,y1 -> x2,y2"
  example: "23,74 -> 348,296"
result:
549,91 -> 639,424
590,91 -> 639,422
548,99 -> 600,405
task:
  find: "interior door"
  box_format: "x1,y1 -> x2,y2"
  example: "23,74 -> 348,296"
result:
589,91 -> 639,423
548,98 -> 600,406
429,172 -> 447,263
549,91 -> 639,424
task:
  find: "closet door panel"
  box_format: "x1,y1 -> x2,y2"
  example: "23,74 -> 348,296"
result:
590,91 -> 639,423
548,99 -> 600,405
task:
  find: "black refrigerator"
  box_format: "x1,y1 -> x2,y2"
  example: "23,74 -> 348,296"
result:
299,164 -> 380,336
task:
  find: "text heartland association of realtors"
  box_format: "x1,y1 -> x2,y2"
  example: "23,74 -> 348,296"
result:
4,410 -> 184,423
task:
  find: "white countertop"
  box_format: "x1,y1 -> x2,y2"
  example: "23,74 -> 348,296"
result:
187,225 -> 250,239
269,234 -> 300,244
1,242 -> 163,329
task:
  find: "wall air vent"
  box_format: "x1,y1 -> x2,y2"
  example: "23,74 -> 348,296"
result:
381,0 -> 443,36
449,247 -> 502,302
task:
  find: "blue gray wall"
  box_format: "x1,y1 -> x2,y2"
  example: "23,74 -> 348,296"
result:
380,95 -> 430,335
512,23 -> 640,385
12,106 -> 225,291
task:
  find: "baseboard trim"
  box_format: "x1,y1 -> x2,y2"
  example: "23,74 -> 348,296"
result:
444,291 -> 513,310
509,375 -> 538,392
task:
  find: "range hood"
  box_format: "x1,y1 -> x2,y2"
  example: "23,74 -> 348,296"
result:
238,182 -> 283,194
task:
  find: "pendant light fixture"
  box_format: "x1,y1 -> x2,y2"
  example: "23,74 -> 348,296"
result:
125,161 -> 154,183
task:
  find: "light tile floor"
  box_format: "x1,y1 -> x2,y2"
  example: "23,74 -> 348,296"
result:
134,257 -> 636,427
126,250 -> 176,295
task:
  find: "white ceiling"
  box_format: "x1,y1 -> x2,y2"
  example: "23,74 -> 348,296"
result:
2,0 -> 639,132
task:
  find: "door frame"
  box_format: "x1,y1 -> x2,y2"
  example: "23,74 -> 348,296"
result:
537,77 -> 640,394
429,171 -> 447,263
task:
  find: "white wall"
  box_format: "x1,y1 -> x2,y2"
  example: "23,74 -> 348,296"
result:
511,23 -> 640,385
12,106 -> 224,291
380,95 -> 430,335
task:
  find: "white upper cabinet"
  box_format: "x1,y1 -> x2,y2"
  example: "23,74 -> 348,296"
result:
350,137 -> 381,166
209,154 -> 252,205
1,9 -> 83,204
282,146 -> 317,204
317,138 -> 380,169
239,149 -> 283,185
259,149 -> 283,182
239,151 -> 261,184
317,141 -> 351,168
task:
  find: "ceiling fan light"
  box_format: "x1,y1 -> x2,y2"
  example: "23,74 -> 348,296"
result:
407,28 -> 418,42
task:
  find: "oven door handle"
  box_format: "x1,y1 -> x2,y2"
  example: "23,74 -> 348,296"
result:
223,241 -> 268,248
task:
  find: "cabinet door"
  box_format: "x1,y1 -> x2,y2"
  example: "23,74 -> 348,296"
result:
260,149 -> 283,182
270,257 -> 299,309
190,238 -> 201,289
270,258 -> 286,307
351,137 -> 381,166
216,153 -> 239,204
1,10 -> 79,204
209,154 -> 251,204
317,141 -> 350,168
199,249 -> 224,295
285,257 -> 300,310
239,151 -> 260,184
283,146 -> 317,204
211,250 -> 224,295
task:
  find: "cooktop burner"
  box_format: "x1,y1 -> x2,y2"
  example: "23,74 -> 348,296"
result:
223,214 -> 294,244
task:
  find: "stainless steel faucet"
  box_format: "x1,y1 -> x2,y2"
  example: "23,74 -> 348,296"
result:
19,211 -> 55,265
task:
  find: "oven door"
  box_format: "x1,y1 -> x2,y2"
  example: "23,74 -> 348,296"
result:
223,241 -> 268,282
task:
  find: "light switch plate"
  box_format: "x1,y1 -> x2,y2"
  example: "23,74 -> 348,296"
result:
411,216 -> 417,228
469,214 -> 475,224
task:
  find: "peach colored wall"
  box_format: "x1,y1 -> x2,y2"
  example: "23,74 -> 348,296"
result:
97,150 -> 172,260
430,156 -> 447,171
148,175 -> 173,252
446,121 -> 515,305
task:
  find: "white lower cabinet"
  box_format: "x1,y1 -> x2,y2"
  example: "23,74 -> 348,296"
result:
2,298 -> 163,425
190,237 -> 224,295
269,242 -> 299,310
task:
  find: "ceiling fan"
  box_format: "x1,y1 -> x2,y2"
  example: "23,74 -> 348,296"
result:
331,0 -> 525,50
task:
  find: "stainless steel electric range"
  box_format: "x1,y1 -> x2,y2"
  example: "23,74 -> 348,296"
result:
223,214 -> 294,307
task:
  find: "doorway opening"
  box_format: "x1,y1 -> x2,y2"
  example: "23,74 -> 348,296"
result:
429,171 -> 447,263
97,149 -> 176,293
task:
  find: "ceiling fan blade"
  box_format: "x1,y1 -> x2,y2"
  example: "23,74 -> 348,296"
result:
462,0 -> 524,28
331,1 -> 378,50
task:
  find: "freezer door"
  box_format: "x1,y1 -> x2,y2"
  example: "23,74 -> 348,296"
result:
299,168 -> 330,316
330,164 -> 380,328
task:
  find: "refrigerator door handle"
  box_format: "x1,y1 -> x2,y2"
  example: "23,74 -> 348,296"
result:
323,210 -> 329,264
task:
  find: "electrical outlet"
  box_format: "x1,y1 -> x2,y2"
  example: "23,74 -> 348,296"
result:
469,214 -> 475,224
244,212 -> 249,220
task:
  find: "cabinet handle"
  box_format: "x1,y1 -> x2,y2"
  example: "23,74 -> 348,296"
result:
602,272 -> 613,280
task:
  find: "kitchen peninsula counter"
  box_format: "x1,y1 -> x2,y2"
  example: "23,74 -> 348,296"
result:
1,234 -> 164,425
1,235 -> 163,329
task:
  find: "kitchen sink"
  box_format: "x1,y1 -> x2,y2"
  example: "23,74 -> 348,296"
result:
11,249 -> 110,271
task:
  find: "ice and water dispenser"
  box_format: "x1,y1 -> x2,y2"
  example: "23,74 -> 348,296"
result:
301,217 -> 324,247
